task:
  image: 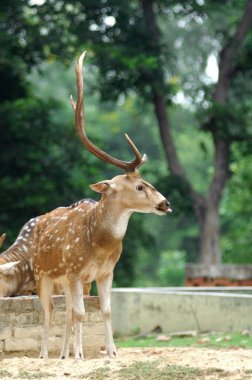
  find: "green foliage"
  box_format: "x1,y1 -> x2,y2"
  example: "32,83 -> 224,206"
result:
0,96 -> 100,244
221,144 -> 252,263
157,250 -> 185,286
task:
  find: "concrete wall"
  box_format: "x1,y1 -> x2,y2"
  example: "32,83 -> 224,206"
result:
0,295 -> 105,357
111,288 -> 252,334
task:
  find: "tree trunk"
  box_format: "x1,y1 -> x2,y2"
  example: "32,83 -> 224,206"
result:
141,0 -> 252,264
198,202 -> 221,264
152,90 -> 185,178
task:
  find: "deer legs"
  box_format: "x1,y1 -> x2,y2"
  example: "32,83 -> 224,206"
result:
38,271 -> 116,360
61,276 -> 85,360
39,275 -> 85,360
60,288 -> 73,359
39,277 -> 54,359
97,273 -> 116,357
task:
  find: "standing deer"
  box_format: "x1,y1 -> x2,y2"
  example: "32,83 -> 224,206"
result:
33,51 -> 172,360
0,204 -> 91,297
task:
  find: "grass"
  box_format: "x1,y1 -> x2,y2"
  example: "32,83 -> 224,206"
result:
82,361 -> 230,380
116,361 -> 230,380
0,369 -> 54,379
0,370 -> 12,378
18,370 -> 53,379
116,331 -> 252,350
84,367 -> 111,380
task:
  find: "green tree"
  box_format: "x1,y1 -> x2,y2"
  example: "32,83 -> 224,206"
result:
0,2 -> 100,244
221,144 -> 252,263
32,0 -> 252,264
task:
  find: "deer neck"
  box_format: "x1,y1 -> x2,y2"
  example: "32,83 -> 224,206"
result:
96,196 -> 132,240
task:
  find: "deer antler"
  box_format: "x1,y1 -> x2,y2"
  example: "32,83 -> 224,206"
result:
71,51 -> 147,173
0,233 -> 6,248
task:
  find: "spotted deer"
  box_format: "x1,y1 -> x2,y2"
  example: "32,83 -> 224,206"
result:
0,204 -> 91,298
33,51 -> 172,360
0,217 -> 39,297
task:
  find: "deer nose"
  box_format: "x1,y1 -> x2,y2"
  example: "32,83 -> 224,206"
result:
157,199 -> 172,213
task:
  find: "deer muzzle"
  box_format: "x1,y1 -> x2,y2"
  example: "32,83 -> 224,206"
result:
156,199 -> 172,214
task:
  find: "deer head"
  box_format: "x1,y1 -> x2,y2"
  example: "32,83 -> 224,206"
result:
0,233 -> 19,275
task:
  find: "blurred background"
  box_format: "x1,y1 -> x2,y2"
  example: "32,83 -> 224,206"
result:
0,0 -> 251,287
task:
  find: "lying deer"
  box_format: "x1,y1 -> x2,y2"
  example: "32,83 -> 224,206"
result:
33,51 -> 172,360
0,217 -> 39,297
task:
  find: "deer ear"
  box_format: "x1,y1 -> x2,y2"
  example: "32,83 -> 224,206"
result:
90,181 -> 116,193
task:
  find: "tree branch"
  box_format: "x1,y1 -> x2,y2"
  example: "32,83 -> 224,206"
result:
208,0 -> 252,202
141,0 -> 187,179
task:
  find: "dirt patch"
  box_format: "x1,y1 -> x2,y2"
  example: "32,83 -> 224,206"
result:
1,347 -> 252,379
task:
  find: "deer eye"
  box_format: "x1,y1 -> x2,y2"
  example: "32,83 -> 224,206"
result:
136,185 -> 144,191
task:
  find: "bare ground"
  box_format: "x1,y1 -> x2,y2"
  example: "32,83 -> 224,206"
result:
1,347 -> 252,379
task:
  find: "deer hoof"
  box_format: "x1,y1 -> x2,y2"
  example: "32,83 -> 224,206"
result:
107,347 -> 117,358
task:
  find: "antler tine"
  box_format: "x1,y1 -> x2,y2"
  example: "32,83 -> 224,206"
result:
71,50 -> 147,173
0,233 -> 6,249
124,134 -> 148,171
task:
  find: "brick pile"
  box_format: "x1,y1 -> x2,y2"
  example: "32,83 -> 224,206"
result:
0,295 -> 105,358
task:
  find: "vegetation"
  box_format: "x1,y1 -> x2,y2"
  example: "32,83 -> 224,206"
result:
0,1 -> 252,286
116,331 -> 252,350
116,362 -> 229,380
0,364 -> 230,380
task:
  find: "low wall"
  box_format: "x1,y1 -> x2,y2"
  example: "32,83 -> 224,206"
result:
0,295 -> 105,358
186,264 -> 252,286
111,287 -> 252,334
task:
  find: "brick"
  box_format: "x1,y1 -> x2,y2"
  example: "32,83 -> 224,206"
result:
239,280 -> 252,286
0,312 -> 15,324
84,334 -> 105,347
84,297 -> 100,311
83,322 -> 104,336
88,311 -> 103,323
0,326 -> 12,340
84,346 -> 102,359
0,298 -> 15,312
14,326 -> 42,339
14,312 -> 41,325
48,337 -> 63,353
51,311 -> 66,325
5,337 -> 39,352
49,325 -> 64,338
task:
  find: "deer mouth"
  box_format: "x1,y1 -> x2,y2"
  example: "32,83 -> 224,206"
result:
155,205 -> 172,215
